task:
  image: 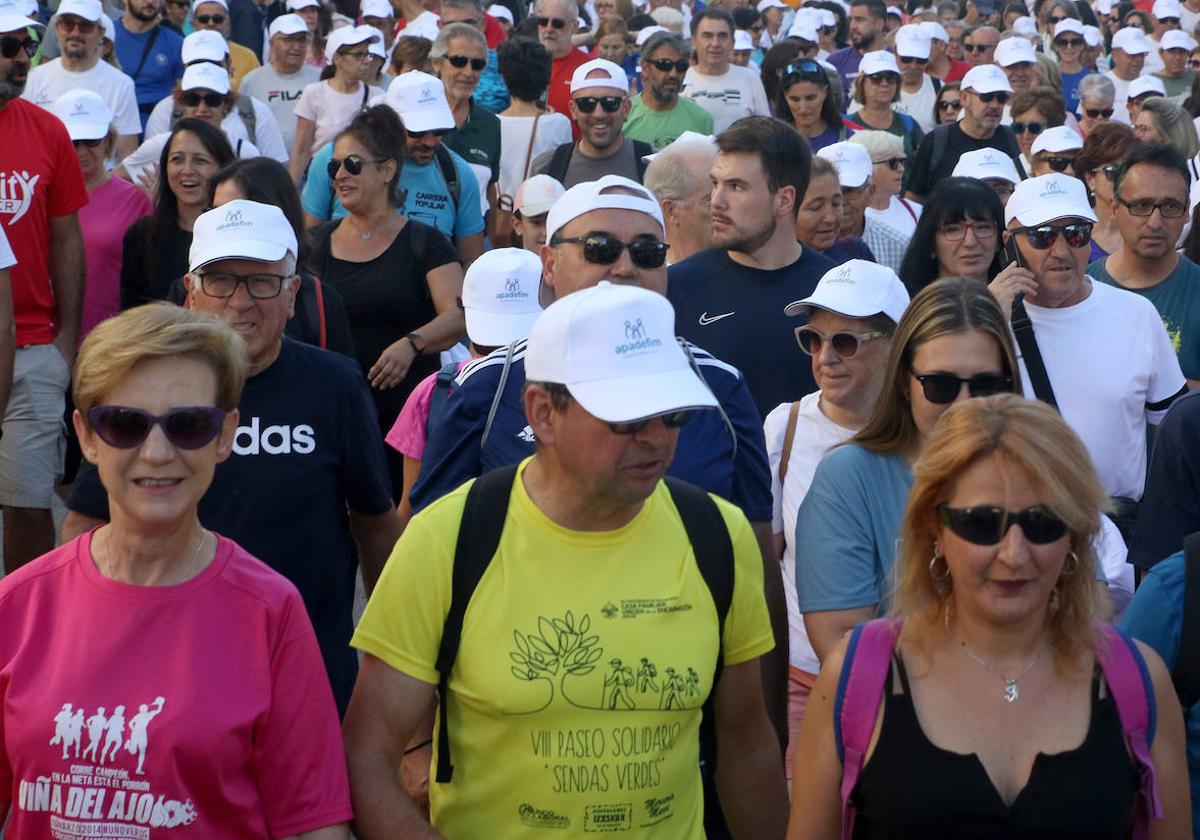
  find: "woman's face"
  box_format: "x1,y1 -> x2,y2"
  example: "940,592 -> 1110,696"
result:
333,43 -> 370,82
597,32 -> 626,63
806,309 -> 892,417
166,130 -> 221,210
75,355 -> 237,533
937,89 -> 961,125
594,0 -> 618,18
75,134 -> 112,184
181,87 -> 226,123
438,35 -> 486,101
934,213 -> 999,281
1134,110 -> 1165,144
938,452 -> 1071,629
1011,105 -> 1046,159
904,328 -> 1007,440
331,134 -> 393,212
863,71 -> 898,107
1085,159 -> 1117,205
784,80 -> 827,129
872,156 -> 904,199
1078,95 -> 1112,135
298,6 -> 318,30
794,173 -> 843,252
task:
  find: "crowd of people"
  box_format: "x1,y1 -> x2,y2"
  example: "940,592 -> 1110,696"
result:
3,0 -> 1200,833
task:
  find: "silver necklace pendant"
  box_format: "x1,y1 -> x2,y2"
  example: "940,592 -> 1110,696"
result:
1004,679 -> 1020,703
360,230 -> 372,241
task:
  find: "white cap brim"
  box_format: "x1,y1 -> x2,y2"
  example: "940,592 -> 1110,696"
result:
189,239 -> 291,273
569,366 -> 719,424
465,307 -> 542,347
1010,202 -> 1097,227
0,12 -> 41,30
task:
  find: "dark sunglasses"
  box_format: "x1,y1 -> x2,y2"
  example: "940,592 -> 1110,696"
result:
1013,221 -> 1093,249
72,137 -> 104,148
608,409 -> 694,435
536,15 -> 566,27
898,54 -> 928,64
0,35 -> 36,59
181,90 -> 225,107
446,53 -> 486,71
194,13 -> 225,23
57,16 -> 97,32
649,57 -> 690,73
976,91 -> 1010,103
574,95 -> 623,113
938,503 -> 1070,545
88,405 -> 227,450
1160,15 -> 1180,24
1189,58 -> 1200,68
783,58 -> 828,83
962,42 -> 993,52
550,232 -> 669,268
1012,120 -> 1044,135
327,153 -> 384,178
938,98 -> 961,111
795,326 -> 888,358
1085,107 -> 1114,118
866,72 -> 899,83
1043,155 -> 1076,173
1054,36 -> 1084,47
911,371 -> 1012,403
878,156 -> 906,170
1092,162 -> 1120,181
406,128 -> 448,138
1047,14 -> 1066,23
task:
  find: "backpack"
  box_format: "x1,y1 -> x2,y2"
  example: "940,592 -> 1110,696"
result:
1171,531 -> 1200,709
835,619 -> 1163,840
432,464 -> 735,784
172,96 -> 257,145
545,139 -> 654,185
928,123 -> 1022,187
424,360 -> 461,439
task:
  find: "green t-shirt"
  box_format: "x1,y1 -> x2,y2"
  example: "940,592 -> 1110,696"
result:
1157,70 -> 1196,99
623,94 -> 715,151
1090,255 -> 1200,379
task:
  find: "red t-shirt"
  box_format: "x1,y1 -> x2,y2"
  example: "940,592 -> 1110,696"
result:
394,11 -> 506,47
0,532 -> 353,838
941,59 -> 971,84
549,48 -> 591,138
0,97 -> 88,346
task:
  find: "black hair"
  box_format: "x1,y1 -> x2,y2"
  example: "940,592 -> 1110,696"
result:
513,14 -> 540,38
897,177 -> 1005,295
811,0 -> 849,44
208,157 -> 309,272
690,7 -> 735,36
497,36 -> 552,102
774,59 -> 842,131
760,40 -> 803,104
336,104 -> 406,208
1112,141 -> 1191,196
851,0 -> 887,20
717,116 -> 811,219
627,12 -> 657,29
732,6 -> 761,29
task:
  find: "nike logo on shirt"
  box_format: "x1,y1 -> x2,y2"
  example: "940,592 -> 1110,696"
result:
698,311 -> 735,326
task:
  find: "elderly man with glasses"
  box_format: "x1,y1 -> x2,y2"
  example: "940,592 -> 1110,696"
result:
535,0 -> 590,129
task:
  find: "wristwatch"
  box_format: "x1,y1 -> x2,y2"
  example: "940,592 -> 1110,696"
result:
405,332 -> 425,356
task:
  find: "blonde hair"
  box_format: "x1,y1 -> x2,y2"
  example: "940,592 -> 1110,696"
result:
74,303 -> 248,417
891,393 -> 1106,673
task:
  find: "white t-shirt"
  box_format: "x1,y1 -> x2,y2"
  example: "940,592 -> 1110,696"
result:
497,112 -> 573,199
764,391 -> 855,675
1105,70 -> 1134,124
865,194 -> 921,238
238,63 -> 321,156
896,74 -> 937,133
143,94 -> 289,163
23,58 -> 141,136
121,130 -> 262,183
293,80 -> 384,155
1017,279 -> 1185,500
1184,4 -> 1200,38
681,62 -> 771,134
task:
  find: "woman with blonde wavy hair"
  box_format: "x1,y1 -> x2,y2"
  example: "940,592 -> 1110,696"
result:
788,394 -> 1190,839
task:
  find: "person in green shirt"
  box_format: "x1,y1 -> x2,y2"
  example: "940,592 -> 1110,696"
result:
623,31 -> 714,150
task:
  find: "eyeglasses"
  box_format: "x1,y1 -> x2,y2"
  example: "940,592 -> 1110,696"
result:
1011,222 -> 1094,248
938,98 -> 961,111
1047,14 -> 1066,24
181,91 -> 225,108
939,219 -> 997,240
648,57 -> 690,73
938,503 -> 1070,545
195,272 -> 290,299
795,326 -> 888,358
0,35 -> 36,58
876,157 -> 906,170
72,137 -> 104,148
1043,155 -> 1076,173
1190,58 -> 1200,68
340,49 -> 370,59
279,33 -> 309,45
327,153 -> 385,178
1054,36 -> 1083,47
536,15 -> 567,27
1084,107 -> 1114,118
962,42 -> 994,53
866,72 -> 899,84
608,410 -> 695,435
550,232 -> 669,268
194,13 -> 225,24
911,371 -> 1012,403
87,405 -> 228,450
574,95 -> 624,112
446,54 -> 486,71
898,54 -> 928,64
1160,15 -> 1181,24
1012,120 -> 1045,135
975,91 -> 1010,103
406,128 -> 448,138
57,16 -> 97,32
1115,195 -> 1188,218
820,24 -> 836,33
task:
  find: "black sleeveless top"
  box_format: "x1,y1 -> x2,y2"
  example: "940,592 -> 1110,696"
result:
851,655 -> 1139,839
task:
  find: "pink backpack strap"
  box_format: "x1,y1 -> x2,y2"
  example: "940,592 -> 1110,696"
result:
835,618 -> 901,840
1096,624 -> 1163,840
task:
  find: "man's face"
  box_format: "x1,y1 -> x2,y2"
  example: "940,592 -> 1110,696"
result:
1006,215 -> 1091,307
164,0 -> 189,25
536,2 -> 577,58
945,26 -> 964,60
271,31 -> 309,72
641,44 -> 686,103
848,4 -> 883,50
1157,13 -> 1181,33
1112,46 -> 1145,79
405,127 -> 444,165
663,163 -> 713,250
841,179 -> 873,234
695,17 -> 732,69
1003,60 -> 1035,94
961,87 -> 1007,132
569,84 -> 629,150
1112,163 -> 1189,262
440,3 -> 484,29
0,27 -> 34,98
126,0 -> 162,22
57,14 -> 102,62
188,257 -> 299,370
897,53 -> 926,85
963,28 -> 998,65
541,207 -> 667,298
192,1 -> 230,35
1162,46 -> 1188,75
710,150 -> 786,253
437,34 -> 486,102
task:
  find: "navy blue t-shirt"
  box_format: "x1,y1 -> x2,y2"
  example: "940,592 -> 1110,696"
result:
410,338 -> 773,522
668,246 -> 834,418
114,20 -> 184,122
1129,388 -> 1200,569
65,338 -> 394,715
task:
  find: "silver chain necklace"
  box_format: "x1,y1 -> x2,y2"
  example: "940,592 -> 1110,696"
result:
945,610 -> 1046,703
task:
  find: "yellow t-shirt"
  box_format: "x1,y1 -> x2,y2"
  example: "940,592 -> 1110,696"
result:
228,41 -> 260,90
353,458 -> 773,838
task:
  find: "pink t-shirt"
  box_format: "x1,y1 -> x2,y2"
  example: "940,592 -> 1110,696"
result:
0,532 -> 353,838
385,359 -> 470,460
79,177 -> 151,338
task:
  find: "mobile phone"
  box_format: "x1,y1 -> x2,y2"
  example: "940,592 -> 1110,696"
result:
1003,236 -> 1024,271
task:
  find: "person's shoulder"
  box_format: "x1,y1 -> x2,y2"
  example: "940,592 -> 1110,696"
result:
1089,276 -> 1164,321
470,98 -> 501,127
1140,548 -> 1187,596
670,247 -> 728,275
817,442 -> 899,479
212,535 -> 309,616
276,335 -> 363,382
798,245 -> 837,272
0,538 -> 79,604
158,22 -> 184,45
679,339 -> 745,384
455,339 -> 527,389
442,144 -> 475,175
1171,254 -> 1200,284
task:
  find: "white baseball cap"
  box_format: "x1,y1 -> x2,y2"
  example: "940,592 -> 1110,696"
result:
641,129 -> 715,163
919,20 -> 948,41
1161,29 -> 1198,50
734,29 -> 754,50
786,16 -> 819,41
361,0 -> 392,17
515,174 -> 565,216
1082,24 -> 1103,47
324,23 -> 380,61
859,50 -> 899,75
994,36 -> 1036,66
952,147 -> 1021,184
100,13 -> 113,40
286,0 -> 319,9
525,282 -> 718,424
1095,0 -> 1114,15
181,61 -> 230,94
894,24 -> 931,59
1112,26 -> 1151,54
818,8 -> 836,27
1031,125 -> 1083,155
191,0 -> 227,11
635,24 -> 669,46
887,4 -> 902,15
189,199 -> 298,272
570,58 -> 629,95
961,63 -> 1013,94
385,69 -> 455,132
182,29 -> 229,63
546,175 -> 663,242
1153,0 -> 1183,18
1053,17 -> 1085,37
55,0 -> 103,22
784,259 -> 909,324
1004,173 -> 1097,226
0,0 -> 42,32
269,13 -> 308,37
462,248 -> 543,346
487,3 -> 514,23
1128,74 -> 1167,99
51,88 -> 111,141
757,0 -> 788,11
1012,15 -> 1038,37
817,141 -> 872,189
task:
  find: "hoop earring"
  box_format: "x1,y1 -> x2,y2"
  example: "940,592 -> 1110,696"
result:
1061,549 -> 1079,578
929,545 -> 952,595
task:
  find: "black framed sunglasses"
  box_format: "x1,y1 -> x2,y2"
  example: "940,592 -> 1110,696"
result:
1160,15 -> 1181,24
938,98 -> 961,111
911,371 -> 1012,403
87,405 -> 228,450
1043,155 -> 1076,173
962,42 -> 992,52
877,156 -> 906,170
181,90 -> 225,108
0,35 -> 36,59
195,271 -> 290,299
536,15 -> 566,27
1047,14 -> 1066,24
326,153 -> 385,178
608,409 -> 695,435
938,503 -> 1070,545
574,95 -> 623,112
795,326 -> 888,358
1189,58 -> 1200,68
1092,162 -> 1120,181
783,58 -> 828,83
446,53 -> 486,70
1085,106 -> 1114,118
1012,221 -> 1093,249
72,137 -> 104,148
194,13 -> 225,24
1012,120 -> 1045,135
550,232 -> 669,268
866,71 -> 899,84
976,91 -> 1010,103
898,54 -> 928,64
1115,195 -> 1188,218
649,57 -> 690,73
1054,36 -> 1084,47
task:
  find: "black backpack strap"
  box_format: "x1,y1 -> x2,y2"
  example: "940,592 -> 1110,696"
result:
1173,532 -> 1200,709
546,141 -> 575,184
434,144 -> 460,210
425,360 -> 461,437
1011,297 -> 1059,409
434,463 -> 520,783
130,23 -> 162,81
633,139 -> 653,182
237,95 -> 257,144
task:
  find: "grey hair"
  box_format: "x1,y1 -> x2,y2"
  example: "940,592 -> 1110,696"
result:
849,129 -> 903,161
640,31 -> 691,61
1140,97 -> 1200,158
644,140 -> 717,201
534,0 -> 578,22
187,252 -> 299,291
431,21 -> 488,57
1077,72 -> 1115,105
441,0 -> 484,14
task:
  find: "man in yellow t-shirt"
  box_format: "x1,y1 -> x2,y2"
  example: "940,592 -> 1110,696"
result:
190,0 -> 259,88
345,279 -> 787,838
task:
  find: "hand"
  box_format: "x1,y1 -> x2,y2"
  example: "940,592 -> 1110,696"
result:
988,263 -> 1039,321
135,163 -> 159,200
368,339 -> 417,389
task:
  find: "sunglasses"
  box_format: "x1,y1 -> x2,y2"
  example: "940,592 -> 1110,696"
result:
1054,36 -> 1083,47
1012,221 -> 1093,248
1012,120 -> 1045,135
406,128 -> 448,138
194,13 -> 225,23
327,153 -> 384,178
0,35 -> 36,59
1160,15 -> 1181,24
975,91 -> 1010,103
1190,59 -> 1200,68
536,15 -> 567,27
1085,107 -> 1114,118
72,137 -> 104,148
574,95 -> 623,112
962,42 -> 993,52
877,156 -> 906,170
88,405 -> 227,450
939,219 -> 997,240
551,232 -> 669,268
784,58 -> 828,83
1116,195 -> 1188,218
938,98 -> 961,111
195,271 -> 289,299
608,409 -> 694,435
795,326 -> 888,358
446,54 -> 486,71
57,16 -> 97,32
1047,14 -> 1065,24
866,72 -> 899,83
938,503 -> 1070,545
649,57 -> 690,73
1092,162 -> 1120,181
911,371 -> 1012,403
1043,155 -> 1076,173
898,54 -> 928,64
181,91 -> 225,107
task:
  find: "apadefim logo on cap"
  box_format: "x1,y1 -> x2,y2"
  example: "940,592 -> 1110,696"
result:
1038,180 -> 1069,199
417,85 -> 437,104
615,318 -> 662,355
826,266 -> 855,286
496,276 -> 529,300
216,207 -> 253,232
